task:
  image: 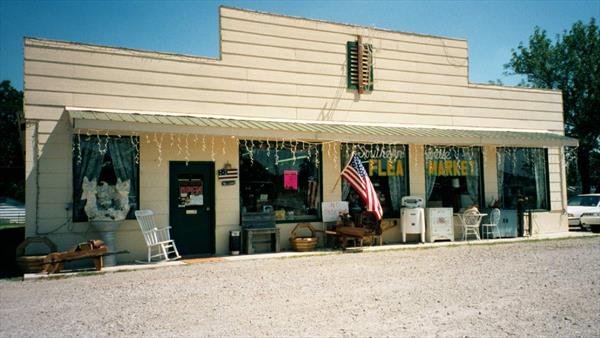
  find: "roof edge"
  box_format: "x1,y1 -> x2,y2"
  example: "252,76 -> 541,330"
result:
24,37 -> 221,63
219,5 -> 467,43
65,106 -> 572,136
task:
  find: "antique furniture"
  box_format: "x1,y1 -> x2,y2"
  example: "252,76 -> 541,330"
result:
17,238 -> 111,274
425,207 -> 454,243
455,210 -> 486,240
242,228 -> 280,254
135,209 -> 181,262
241,210 -> 276,229
400,196 -> 425,243
481,208 -> 501,239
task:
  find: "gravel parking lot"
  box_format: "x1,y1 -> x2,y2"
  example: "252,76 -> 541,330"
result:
1,237 -> 599,337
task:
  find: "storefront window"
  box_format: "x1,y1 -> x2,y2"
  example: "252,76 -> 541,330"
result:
341,144 -> 408,218
425,146 -> 483,212
73,135 -> 139,222
497,148 -> 549,210
239,141 -> 321,222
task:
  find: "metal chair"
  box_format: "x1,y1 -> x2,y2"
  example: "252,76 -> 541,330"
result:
481,208 -> 501,239
135,210 -> 181,262
459,209 -> 484,240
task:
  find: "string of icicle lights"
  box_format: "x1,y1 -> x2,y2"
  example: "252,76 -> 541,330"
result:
72,129 -> 560,169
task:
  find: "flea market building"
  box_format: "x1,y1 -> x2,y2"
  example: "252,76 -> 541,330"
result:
23,7 -> 577,262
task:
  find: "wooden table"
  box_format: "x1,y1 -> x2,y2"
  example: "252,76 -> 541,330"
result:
242,228 -> 280,254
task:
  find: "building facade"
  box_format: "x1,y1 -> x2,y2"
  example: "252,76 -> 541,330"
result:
24,7 -> 577,262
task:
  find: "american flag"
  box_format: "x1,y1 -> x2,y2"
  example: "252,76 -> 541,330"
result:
341,154 -> 383,220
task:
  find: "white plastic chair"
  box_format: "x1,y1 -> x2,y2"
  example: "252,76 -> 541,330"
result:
481,208 -> 501,239
135,210 -> 181,262
459,209 -> 484,240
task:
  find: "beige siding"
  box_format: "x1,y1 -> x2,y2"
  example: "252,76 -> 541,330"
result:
23,7 -> 570,257
24,7 -> 563,132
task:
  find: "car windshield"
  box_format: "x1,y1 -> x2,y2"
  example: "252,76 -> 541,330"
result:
568,195 -> 600,207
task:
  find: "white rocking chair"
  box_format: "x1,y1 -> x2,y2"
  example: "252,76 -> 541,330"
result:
135,210 -> 181,262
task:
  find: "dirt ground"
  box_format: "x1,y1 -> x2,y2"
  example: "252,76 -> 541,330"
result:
1,237 -> 599,337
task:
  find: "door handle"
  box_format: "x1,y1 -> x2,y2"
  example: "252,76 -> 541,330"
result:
206,207 -> 211,211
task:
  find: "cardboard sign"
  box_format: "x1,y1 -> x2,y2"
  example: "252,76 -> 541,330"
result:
321,201 -> 349,222
283,170 -> 299,190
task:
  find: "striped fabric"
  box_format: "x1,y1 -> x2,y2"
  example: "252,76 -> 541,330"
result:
341,154 -> 383,220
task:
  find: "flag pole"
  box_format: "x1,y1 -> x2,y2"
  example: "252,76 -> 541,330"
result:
330,150 -> 355,193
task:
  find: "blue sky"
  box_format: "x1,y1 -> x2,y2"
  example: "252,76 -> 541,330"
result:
1,0 -> 598,91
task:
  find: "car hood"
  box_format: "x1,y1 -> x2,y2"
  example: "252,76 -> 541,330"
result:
567,206 -> 600,217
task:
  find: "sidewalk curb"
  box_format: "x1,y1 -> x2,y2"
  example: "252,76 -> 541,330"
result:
20,232 -> 599,280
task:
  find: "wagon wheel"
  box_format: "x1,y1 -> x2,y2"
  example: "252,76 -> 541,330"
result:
15,237 -> 58,274
15,236 -> 57,258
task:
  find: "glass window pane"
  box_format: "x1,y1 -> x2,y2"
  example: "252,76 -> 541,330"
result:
497,148 -> 549,210
239,141 -> 321,222
72,135 -> 139,222
424,146 -> 483,212
568,195 -> 600,206
341,144 -> 408,217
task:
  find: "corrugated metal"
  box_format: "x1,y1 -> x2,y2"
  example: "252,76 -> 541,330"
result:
68,110 -> 578,147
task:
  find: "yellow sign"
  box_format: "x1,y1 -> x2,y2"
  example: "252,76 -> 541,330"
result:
368,159 -> 404,176
427,160 -> 475,176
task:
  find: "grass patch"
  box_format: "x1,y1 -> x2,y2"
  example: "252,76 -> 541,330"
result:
0,223 -> 25,230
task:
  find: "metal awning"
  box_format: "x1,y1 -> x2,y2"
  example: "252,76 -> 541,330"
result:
68,109 -> 578,147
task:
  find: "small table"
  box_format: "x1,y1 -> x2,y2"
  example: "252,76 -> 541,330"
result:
242,228 -> 280,254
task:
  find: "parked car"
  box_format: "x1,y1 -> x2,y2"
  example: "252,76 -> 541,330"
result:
567,194 -> 600,230
580,212 -> 600,233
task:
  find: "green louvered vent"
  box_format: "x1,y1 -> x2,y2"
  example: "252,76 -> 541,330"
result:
347,39 -> 373,92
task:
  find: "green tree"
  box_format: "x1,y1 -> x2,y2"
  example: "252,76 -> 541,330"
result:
505,19 -> 600,193
0,80 -> 24,201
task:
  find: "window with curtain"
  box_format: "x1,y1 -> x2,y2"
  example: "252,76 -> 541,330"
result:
341,144 -> 408,218
497,147 -> 549,210
73,135 -> 139,222
239,141 -> 321,222
424,146 -> 483,212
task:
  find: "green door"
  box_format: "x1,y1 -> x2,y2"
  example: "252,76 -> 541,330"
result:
169,161 -> 215,256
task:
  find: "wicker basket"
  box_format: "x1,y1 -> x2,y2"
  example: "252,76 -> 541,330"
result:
290,223 -> 319,252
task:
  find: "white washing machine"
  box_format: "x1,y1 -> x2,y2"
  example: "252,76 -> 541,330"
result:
400,196 -> 425,243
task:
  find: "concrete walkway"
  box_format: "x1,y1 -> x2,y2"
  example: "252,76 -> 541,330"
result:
23,231 -> 599,280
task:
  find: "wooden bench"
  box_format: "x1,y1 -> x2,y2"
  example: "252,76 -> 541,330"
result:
242,228 -> 280,254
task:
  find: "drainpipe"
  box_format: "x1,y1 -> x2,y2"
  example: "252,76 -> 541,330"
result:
28,120 -> 41,235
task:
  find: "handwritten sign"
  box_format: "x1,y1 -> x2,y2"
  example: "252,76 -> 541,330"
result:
321,201 -> 349,222
283,170 -> 298,190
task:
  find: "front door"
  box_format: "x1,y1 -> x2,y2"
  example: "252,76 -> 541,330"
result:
169,161 -> 215,256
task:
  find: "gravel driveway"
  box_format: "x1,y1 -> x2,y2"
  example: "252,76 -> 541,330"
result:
1,237 -> 599,337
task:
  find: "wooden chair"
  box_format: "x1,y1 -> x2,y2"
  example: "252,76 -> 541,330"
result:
135,210 -> 181,262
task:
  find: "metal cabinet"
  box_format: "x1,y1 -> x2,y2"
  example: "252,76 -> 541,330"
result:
425,208 -> 454,242
482,208 -> 518,238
